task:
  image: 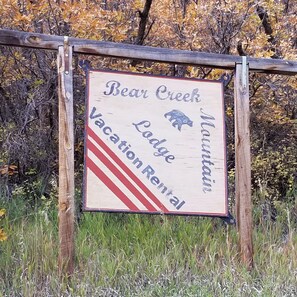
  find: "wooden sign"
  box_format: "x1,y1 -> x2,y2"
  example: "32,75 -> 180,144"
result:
83,70 -> 228,216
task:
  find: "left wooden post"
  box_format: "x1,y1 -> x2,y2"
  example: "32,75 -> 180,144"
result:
57,36 -> 75,276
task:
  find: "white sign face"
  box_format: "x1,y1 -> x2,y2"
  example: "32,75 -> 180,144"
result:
83,70 -> 228,216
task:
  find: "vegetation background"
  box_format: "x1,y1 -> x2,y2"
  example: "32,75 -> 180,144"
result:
0,0 -> 296,296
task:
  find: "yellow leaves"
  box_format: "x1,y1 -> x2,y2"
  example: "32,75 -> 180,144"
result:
65,3 -> 131,41
188,66 -> 199,78
0,209 -> 7,242
207,69 -> 226,80
0,209 -> 5,217
131,0 -> 143,11
248,31 -> 276,58
226,107 -> 233,117
252,145 -> 296,201
0,228 -> 7,242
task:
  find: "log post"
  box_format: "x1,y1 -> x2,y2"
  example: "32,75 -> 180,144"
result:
234,56 -> 253,269
57,36 -> 75,275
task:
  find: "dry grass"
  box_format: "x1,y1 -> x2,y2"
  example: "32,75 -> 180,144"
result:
0,200 -> 296,296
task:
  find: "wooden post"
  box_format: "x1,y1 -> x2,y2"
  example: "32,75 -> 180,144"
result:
57,36 -> 75,275
234,56 -> 253,269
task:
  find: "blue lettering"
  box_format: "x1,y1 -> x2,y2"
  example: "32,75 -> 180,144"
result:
104,80 -> 120,96
132,120 -> 175,164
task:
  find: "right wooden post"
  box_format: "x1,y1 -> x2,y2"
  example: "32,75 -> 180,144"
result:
234,56 -> 254,269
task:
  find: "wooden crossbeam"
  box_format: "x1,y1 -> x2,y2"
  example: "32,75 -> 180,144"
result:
0,29 -> 296,75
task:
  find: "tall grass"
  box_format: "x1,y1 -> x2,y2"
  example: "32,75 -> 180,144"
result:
0,198 -> 296,296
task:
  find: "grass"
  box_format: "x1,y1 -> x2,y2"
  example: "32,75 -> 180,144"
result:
0,198 -> 296,296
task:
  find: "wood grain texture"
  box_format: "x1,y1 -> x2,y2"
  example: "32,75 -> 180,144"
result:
0,29 -> 296,75
57,41 -> 75,276
84,70 -> 228,216
235,59 -> 254,270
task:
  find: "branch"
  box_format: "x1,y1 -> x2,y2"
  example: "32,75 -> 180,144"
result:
135,0 -> 153,46
237,41 -> 247,56
143,18 -> 155,43
256,5 -> 280,59
131,0 -> 153,66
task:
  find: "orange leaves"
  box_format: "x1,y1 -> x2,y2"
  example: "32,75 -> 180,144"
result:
56,1 -> 133,42
0,165 -> 18,176
0,0 -> 295,60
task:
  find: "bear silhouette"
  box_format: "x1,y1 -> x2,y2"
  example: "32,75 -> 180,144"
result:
164,109 -> 193,131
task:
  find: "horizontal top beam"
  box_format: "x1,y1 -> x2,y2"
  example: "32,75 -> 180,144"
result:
0,29 -> 296,75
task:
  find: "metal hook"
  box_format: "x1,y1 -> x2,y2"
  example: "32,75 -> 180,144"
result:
241,56 -> 248,90
63,36 -> 70,75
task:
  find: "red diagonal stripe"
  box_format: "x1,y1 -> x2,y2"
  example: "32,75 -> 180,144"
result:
88,139 -> 157,212
86,156 -> 139,212
87,126 -> 169,213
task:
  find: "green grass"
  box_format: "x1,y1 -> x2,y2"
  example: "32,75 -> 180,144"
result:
0,199 -> 296,296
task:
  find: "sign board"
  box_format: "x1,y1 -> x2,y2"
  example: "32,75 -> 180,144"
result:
83,70 -> 228,216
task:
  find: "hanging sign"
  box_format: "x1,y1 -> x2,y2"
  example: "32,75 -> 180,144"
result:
83,70 -> 228,216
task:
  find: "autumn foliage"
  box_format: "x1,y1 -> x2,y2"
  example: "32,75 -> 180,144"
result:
0,0 -> 296,212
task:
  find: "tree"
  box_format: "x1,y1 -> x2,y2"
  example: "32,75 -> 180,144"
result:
0,0 -> 296,212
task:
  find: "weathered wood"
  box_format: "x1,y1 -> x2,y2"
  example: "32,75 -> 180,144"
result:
58,37 -> 75,276
0,29 -> 296,75
235,57 -> 253,270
